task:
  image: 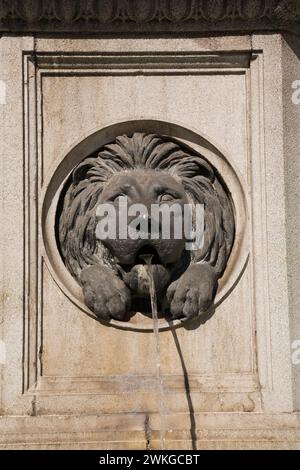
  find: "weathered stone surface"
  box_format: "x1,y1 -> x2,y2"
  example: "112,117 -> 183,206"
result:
0,23 -> 299,449
282,33 -> 300,410
0,412 -> 300,449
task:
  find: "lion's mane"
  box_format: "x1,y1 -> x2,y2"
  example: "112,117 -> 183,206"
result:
59,133 -> 235,282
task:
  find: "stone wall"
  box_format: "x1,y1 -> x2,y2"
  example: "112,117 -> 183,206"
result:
282,33 -> 300,410
0,1 -> 300,450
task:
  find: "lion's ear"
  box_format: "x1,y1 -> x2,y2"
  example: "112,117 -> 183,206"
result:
72,160 -> 95,184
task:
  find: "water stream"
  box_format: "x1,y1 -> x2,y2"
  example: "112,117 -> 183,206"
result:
141,254 -> 197,450
141,254 -> 166,450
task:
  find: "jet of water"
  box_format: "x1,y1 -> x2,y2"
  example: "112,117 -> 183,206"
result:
139,254 -> 166,450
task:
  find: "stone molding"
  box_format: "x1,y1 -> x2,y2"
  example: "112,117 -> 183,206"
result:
0,413 -> 300,449
0,0 -> 299,34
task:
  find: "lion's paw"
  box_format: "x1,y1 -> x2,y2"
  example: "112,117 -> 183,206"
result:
80,265 -> 131,321
166,263 -> 217,320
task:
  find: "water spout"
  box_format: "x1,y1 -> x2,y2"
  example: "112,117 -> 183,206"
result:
140,253 -> 166,450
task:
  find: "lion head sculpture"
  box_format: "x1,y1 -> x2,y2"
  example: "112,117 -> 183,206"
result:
58,133 -> 235,322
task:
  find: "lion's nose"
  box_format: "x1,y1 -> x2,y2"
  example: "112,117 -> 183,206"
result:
136,212 -> 156,234
137,216 -> 159,237
147,215 -> 160,238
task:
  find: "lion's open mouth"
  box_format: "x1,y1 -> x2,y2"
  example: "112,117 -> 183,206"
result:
135,245 -> 161,265
121,244 -> 171,296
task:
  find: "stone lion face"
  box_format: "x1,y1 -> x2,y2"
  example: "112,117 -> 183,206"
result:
98,169 -> 189,295
59,133 -> 234,321
99,169 -> 188,264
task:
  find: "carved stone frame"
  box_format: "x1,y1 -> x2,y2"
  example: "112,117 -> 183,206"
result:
0,35 -> 295,446
17,43 -> 290,411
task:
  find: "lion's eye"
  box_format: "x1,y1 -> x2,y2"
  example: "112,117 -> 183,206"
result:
159,193 -> 175,202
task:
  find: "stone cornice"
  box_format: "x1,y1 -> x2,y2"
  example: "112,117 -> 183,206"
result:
0,0 -> 299,34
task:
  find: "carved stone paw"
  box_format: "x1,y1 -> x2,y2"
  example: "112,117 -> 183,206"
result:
167,263 -> 217,320
80,265 -> 131,321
